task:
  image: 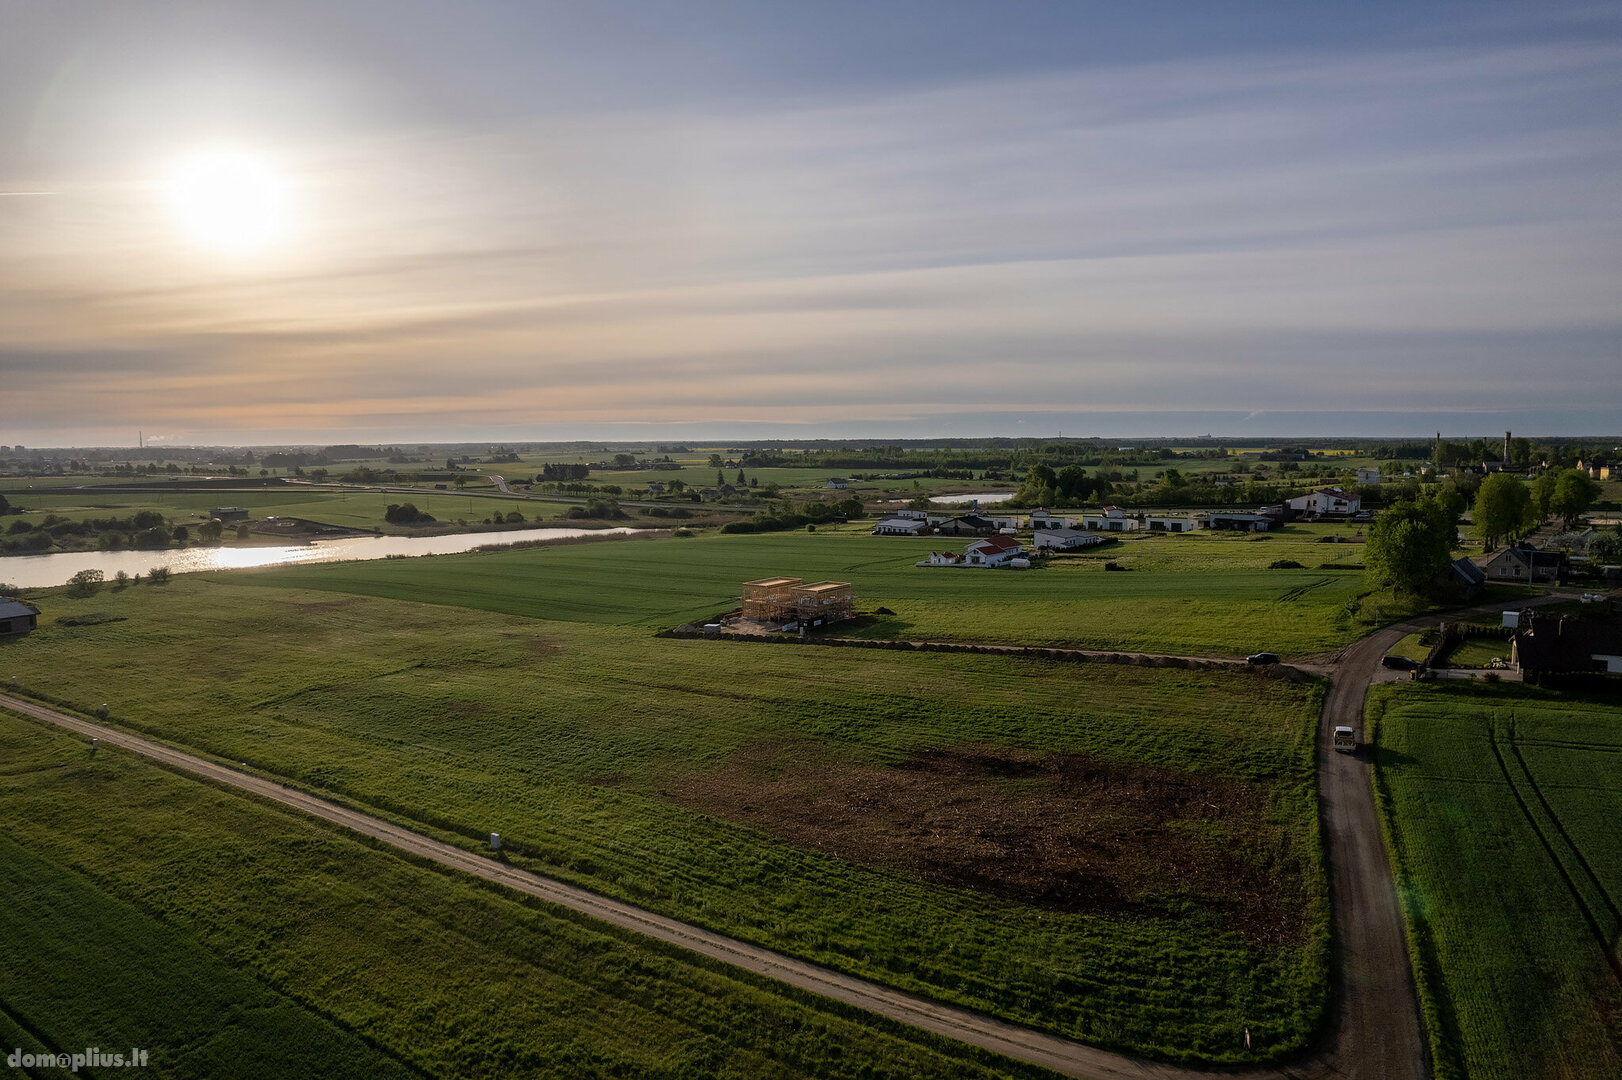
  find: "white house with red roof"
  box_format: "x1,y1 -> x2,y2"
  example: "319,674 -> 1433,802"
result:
1287,488 -> 1361,515
919,533 -> 1026,568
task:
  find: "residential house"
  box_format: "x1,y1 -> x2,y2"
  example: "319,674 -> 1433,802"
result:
871,517 -> 930,536
1078,506 -> 1139,532
1512,615 -> 1622,681
1286,488 -> 1361,516
1028,509 -> 1078,530
1143,515 -> 1199,533
1356,468 -> 1380,484
920,534 -> 1025,568
932,515 -> 1002,537
1479,544 -> 1568,584
0,597 -> 40,637
1033,528 -> 1104,551
1207,511 -> 1273,532
825,477 -> 850,489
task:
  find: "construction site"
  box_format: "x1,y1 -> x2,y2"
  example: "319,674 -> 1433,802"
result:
739,577 -> 855,629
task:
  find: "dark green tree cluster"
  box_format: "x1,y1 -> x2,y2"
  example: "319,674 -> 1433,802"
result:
384,503 -> 436,526
1364,492 -> 1462,595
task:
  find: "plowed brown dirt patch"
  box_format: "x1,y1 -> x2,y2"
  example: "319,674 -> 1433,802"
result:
662,743 -> 1305,943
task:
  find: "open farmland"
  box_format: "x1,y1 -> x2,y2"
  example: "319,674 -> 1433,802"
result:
1367,681 -> 1622,1080
0,712 -> 1041,1080
1,576 -> 1329,1063
239,524 -> 1389,657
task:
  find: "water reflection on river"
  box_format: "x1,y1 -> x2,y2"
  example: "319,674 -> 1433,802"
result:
0,526 -> 641,589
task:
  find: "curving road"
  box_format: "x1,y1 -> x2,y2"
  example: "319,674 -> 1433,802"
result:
11,596 -> 1564,1078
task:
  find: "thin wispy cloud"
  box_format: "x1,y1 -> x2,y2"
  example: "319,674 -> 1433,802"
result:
1,4 -> 1618,444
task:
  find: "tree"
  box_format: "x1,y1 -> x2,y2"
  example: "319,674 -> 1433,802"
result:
171,525 -> 189,542
707,453 -> 724,468
1473,474 -> 1533,548
0,493 -> 9,514
736,470 -> 746,486
1364,500 -> 1453,595
147,566 -> 171,585
1530,471 -> 1559,520
1549,469 -> 1600,530
197,519 -> 224,542
65,568 -> 105,598
1589,528 -> 1622,563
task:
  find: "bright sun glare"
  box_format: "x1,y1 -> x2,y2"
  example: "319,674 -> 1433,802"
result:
162,147 -> 290,254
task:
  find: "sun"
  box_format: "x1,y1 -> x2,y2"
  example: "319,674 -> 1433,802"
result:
162,147 -> 291,254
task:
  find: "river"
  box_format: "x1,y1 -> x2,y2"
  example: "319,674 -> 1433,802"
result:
0,526 -> 641,590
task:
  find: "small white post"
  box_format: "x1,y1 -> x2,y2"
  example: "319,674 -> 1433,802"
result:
489,832 -> 501,851
90,738 -> 99,752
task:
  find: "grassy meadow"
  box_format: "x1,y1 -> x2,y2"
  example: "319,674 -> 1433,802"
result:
1,575 -> 1329,1063
0,713 -> 1046,1080
238,523 -> 1388,658
1367,680 -> 1622,1080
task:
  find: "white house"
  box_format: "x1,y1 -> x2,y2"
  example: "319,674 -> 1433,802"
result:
919,534 -> 1025,568
1356,467 -> 1380,484
1144,515 -> 1199,533
1208,511 -> 1273,531
1028,509 -> 1078,530
871,517 -> 929,536
1033,528 -> 1104,551
1287,488 -> 1361,515
826,477 -> 850,489
896,508 -> 928,520
1079,506 -> 1139,532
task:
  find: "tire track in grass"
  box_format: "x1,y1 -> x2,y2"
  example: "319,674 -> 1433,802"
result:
1487,721 -> 1622,985
1504,719 -> 1622,946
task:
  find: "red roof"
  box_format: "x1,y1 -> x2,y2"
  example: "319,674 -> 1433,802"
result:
969,534 -> 1023,554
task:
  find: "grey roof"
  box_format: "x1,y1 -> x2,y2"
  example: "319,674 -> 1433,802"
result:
1450,558 -> 1486,587
0,598 -> 40,618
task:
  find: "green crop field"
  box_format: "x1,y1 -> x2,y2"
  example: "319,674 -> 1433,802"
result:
1367,680 -> 1622,1080
234,524 -> 1392,658
1,576 -> 1330,1063
0,713 -> 1043,1080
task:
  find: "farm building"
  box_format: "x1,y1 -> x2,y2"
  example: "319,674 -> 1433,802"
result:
1286,488 -> 1361,516
740,577 -> 854,625
1079,507 -> 1139,532
1033,528 -> 1105,551
1512,615 -> 1622,681
921,534 -> 1025,568
0,597 -> 40,637
1143,515 -> 1199,533
1356,467 -> 1380,484
211,506 -> 250,523
871,517 -> 929,536
825,477 -> 850,489
1479,544 -> 1567,584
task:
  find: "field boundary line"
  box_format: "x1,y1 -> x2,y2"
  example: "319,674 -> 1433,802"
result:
1487,722 -> 1622,985
1504,722 -> 1622,940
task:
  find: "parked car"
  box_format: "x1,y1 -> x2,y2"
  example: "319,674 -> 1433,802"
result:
1381,655 -> 1421,671
1333,726 -> 1357,753
1246,652 -> 1280,665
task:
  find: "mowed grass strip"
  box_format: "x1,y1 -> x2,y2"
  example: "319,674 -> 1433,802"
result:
1367,681 -> 1622,1080
0,714 -> 1047,1080
5,578 -> 1328,1063
236,526 -> 1377,656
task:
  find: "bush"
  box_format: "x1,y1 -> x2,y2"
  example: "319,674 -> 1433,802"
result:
65,569 -> 104,598
384,503 -> 435,526
147,566 -> 171,585
1269,559 -> 1305,569
114,571 -> 131,588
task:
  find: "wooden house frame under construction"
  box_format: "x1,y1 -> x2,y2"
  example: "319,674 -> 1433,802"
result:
740,577 -> 854,625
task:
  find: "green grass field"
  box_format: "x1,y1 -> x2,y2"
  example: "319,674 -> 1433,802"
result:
1367,681 -> 1622,1080
0,712 -> 1046,1080
1,576 -> 1329,1063
233,524 -> 1388,658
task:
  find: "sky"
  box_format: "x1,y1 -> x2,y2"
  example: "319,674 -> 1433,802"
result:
2,1 -> 1619,447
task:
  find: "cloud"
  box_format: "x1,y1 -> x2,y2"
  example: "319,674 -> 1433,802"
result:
1,32 -> 1619,443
